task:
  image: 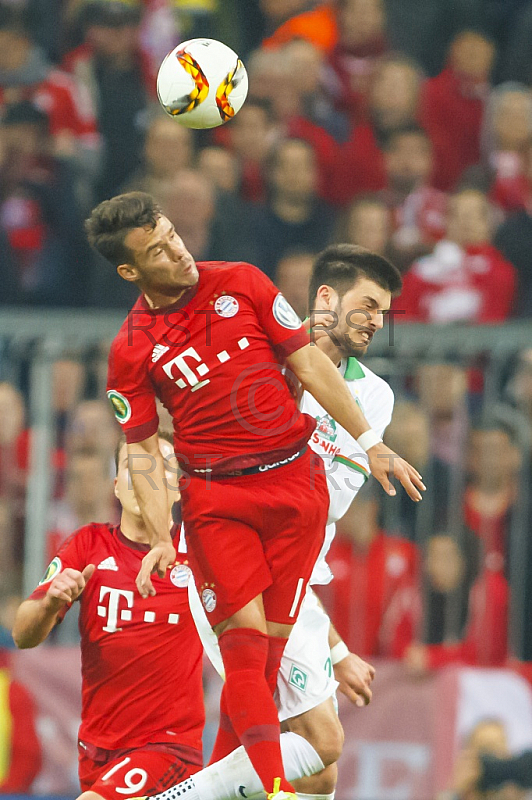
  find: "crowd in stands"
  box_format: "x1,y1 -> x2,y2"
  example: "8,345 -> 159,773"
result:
1,0 -> 532,696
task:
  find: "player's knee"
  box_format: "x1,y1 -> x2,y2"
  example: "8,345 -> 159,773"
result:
288,707 -> 344,766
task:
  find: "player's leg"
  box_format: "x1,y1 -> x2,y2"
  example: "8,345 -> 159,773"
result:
182,477 -> 296,797
138,731 -> 326,800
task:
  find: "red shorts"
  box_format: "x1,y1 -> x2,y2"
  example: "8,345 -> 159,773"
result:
78,742 -> 201,800
181,447 -> 329,626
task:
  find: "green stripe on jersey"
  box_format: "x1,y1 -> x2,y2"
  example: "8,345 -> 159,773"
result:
333,454 -> 369,480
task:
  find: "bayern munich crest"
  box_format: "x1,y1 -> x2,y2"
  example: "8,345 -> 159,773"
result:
215,295 -> 239,318
170,564 -> 192,588
202,588 -> 217,612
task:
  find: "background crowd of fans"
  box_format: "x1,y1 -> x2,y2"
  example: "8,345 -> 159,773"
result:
1,0 -> 532,701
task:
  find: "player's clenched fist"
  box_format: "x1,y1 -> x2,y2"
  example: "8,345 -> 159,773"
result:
44,565 -> 95,608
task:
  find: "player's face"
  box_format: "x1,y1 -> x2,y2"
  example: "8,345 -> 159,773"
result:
114,439 -> 180,517
121,215 -> 199,292
334,277 -> 391,356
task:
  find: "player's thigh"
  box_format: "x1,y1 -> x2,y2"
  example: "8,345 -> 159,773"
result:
261,452 -> 330,624
182,479 -> 272,627
86,749 -> 191,800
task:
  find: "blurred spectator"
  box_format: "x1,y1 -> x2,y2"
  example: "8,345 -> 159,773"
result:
0,501 -> 19,595
0,382 -> 27,499
0,3 -> 99,165
123,113 -> 194,194
156,168 -> 259,263
421,31 -> 495,191
464,420 -> 521,572
197,145 -> 240,194
318,482 -> 418,658
220,97 -> 277,204
494,140 -> 532,316
63,0 -> 155,199
47,449 -> 117,556
381,399 -> 431,538
416,361 -> 469,470
508,348 -> 532,419
252,137 -> 336,277
65,398 -> 119,462
261,0 -> 338,54
439,719 -> 522,800
461,84 -> 532,216
388,530 -> 509,669
0,651 -> 42,793
324,0 -> 388,120
342,195 -> 392,256
327,54 -> 423,205
0,590 -> 20,646
53,357 -> 86,421
274,250 -> 315,319
0,101 -> 92,306
380,125 -> 448,271
399,189 -> 516,323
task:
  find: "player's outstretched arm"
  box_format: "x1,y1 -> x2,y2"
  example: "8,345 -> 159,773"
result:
286,344 -> 425,501
129,434 -> 176,598
12,565 -> 95,648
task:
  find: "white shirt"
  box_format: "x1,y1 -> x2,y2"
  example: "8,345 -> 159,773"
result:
302,357 -> 394,584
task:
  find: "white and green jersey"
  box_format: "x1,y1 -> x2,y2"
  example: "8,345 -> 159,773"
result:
302,356 -> 394,585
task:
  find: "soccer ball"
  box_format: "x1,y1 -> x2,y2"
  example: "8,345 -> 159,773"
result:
157,38 -> 248,129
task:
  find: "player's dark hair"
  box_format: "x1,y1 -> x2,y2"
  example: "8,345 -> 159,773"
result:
308,244 -> 402,310
85,191 -> 162,268
114,429 -> 174,472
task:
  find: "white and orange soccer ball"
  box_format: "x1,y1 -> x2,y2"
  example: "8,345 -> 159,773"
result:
156,38 -> 248,129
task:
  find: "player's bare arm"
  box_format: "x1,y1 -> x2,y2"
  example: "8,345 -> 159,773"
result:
286,343 -> 425,501
128,433 -> 177,597
12,565 -> 95,648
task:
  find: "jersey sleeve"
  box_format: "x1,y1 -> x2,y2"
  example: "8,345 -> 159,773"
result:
107,334 -> 159,443
237,263 -> 310,358
27,527 -> 91,618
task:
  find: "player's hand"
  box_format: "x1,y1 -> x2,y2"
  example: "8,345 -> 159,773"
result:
306,312 -> 337,344
334,652 -> 376,707
44,565 -> 95,608
136,541 -> 176,598
367,442 -> 425,501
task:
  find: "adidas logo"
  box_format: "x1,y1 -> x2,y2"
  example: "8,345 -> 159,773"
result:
97,556 -> 118,571
152,344 -> 170,363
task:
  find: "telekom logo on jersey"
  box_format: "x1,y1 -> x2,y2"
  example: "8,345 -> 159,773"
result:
161,340 -> 250,392
97,586 -> 179,633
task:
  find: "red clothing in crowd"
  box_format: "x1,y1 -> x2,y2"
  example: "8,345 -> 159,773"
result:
326,122 -> 386,205
0,69 -> 98,145
381,185 -> 448,246
262,2 -> 338,53
398,241 -> 516,323
421,68 -> 487,191
316,531 -> 418,658
384,569 -> 509,667
63,43 -> 157,100
0,657 -> 42,793
325,37 -> 388,119
489,151 -> 532,215
464,487 -> 513,572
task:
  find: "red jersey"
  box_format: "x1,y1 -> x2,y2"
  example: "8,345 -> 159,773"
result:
397,241 -> 516,323
29,523 -> 204,756
107,262 -> 314,473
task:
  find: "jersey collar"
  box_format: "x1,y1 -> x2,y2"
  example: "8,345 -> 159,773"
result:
342,357 -> 365,381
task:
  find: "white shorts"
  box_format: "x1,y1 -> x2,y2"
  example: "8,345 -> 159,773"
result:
276,588 -> 338,722
188,582 -> 338,722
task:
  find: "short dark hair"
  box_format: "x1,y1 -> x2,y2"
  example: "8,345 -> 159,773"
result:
114,429 -> 174,472
85,191 -> 161,268
308,244 -> 402,309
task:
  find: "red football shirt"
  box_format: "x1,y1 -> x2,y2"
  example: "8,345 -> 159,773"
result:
107,261 -> 314,473
29,523 -> 204,755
